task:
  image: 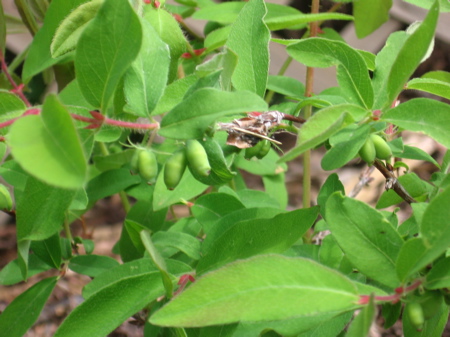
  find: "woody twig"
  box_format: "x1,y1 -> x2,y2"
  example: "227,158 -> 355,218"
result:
373,159 -> 416,204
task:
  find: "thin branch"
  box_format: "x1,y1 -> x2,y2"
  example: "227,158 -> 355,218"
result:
0,50 -> 31,107
348,166 -> 375,198
373,159 -> 417,204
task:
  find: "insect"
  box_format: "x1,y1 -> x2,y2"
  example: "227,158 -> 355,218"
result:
217,111 -> 305,149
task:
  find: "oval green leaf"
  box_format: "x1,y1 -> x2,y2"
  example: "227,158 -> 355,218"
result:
159,88 -> 268,139
326,192 -> 404,288
225,0 -> 270,97
0,277 -> 57,337
382,98 -> 450,149
8,95 -> 87,189
75,0 -> 142,109
150,254 -> 359,327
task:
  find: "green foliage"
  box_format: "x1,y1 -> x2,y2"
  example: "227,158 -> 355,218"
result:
1,0 -> 449,335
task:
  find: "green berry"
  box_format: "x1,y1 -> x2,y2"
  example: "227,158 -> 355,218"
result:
256,140 -> 271,159
130,150 -> 140,172
407,302 -> 425,331
244,142 -> 263,160
138,150 -> 158,184
0,184 -> 13,211
358,137 -> 376,164
164,149 -> 187,190
186,140 -> 211,177
371,134 -> 392,160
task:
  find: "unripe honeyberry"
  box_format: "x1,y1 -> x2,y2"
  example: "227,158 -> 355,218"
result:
256,139 -> 271,159
164,149 -> 187,190
186,140 -> 211,177
0,184 -> 12,211
138,150 -> 158,184
244,141 -> 264,160
407,302 -> 425,331
130,150 -> 140,173
371,134 -> 392,160
358,137 -> 376,164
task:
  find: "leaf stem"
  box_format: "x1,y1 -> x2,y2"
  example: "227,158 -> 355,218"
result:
0,50 -> 32,106
359,279 -> 422,304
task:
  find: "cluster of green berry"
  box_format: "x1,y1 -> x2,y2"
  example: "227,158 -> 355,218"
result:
358,134 -> 393,164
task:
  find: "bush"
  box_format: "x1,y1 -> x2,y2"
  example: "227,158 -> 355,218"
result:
0,0 -> 449,336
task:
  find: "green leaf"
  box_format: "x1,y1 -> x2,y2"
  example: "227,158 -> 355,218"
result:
287,38 -> 373,108
326,192 -> 404,288
196,207 -> 319,274
376,173 -> 432,208
144,6 -> 186,83
262,173 -> 288,210
421,186 -> 450,257
345,296 -> 375,337
321,124 -> 370,170
22,0 -> 86,81
81,258 -> 190,299
0,277 -> 57,337
69,255 -> 120,277
422,70 -> 450,82
225,0 -> 270,97
75,0 -> 142,110
153,166 -> 208,211
159,88 -> 267,139
406,77 -> 450,100
0,254 -> 52,286
317,173 -> 345,218
201,207 -> 282,254
150,255 -> 359,327
266,12 -> 353,31
30,233 -> 62,269
17,177 -> 74,241
140,230 -> 174,298
266,75 -> 305,98
391,141 -> 440,168
8,95 -> 87,189
382,98 -> 450,148
376,1 -> 439,109
426,257 -> 450,289
353,0 -> 392,38
236,148 -> 287,176
93,149 -> 135,172
279,104 -> 369,162
50,0 -> 103,58
191,192 -> 245,233
153,231 -> 201,260
396,188 -> 450,281
204,25 -> 232,52
151,75 -> 197,116
123,19 -> 170,117
0,90 -> 27,125
236,189 -> 281,209
403,0 -> 450,12
192,2 -> 247,24
54,273 -> 167,337
85,168 -> 141,203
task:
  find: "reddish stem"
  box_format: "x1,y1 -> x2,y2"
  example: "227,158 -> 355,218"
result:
358,279 -> 422,305
104,117 -> 159,130
0,51 -> 32,107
